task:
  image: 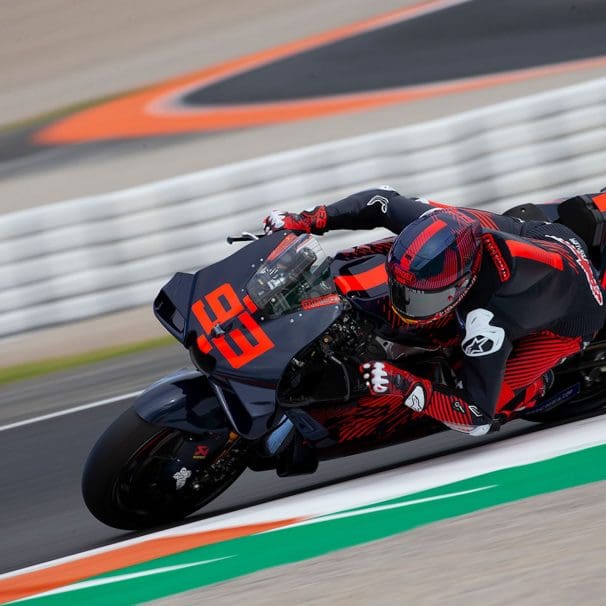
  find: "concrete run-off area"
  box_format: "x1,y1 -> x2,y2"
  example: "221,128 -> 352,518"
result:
152,482 -> 606,606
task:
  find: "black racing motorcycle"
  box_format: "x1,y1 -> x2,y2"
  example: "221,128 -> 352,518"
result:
82,197 -> 606,530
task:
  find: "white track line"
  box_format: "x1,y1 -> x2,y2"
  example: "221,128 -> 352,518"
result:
262,485 -> 497,532
4,416 -> 606,582
14,557 -> 233,602
0,391 -> 142,433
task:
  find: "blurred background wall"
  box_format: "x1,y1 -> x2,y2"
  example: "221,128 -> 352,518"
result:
2,0 -> 605,365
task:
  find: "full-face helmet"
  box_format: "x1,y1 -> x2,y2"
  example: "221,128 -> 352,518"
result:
386,209 -> 483,324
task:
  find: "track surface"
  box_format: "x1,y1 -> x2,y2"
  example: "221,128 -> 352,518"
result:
2,0 -> 606,212
186,0 -> 606,104
0,0 -> 603,582
0,345 -> 537,574
157,482 -> 606,606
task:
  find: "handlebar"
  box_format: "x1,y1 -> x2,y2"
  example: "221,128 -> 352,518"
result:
226,232 -> 265,244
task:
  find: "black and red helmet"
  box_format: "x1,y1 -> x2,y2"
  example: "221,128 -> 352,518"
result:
387,209 -> 483,323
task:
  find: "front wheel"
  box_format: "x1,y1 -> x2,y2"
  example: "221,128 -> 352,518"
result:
82,408 -> 248,530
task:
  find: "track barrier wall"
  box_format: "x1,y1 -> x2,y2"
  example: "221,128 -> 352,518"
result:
1,76 -> 606,337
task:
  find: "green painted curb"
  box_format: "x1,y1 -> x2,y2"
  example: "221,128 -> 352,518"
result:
12,443 -> 606,605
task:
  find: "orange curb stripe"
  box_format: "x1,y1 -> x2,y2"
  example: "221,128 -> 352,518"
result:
36,53 -> 606,145
0,518 -> 302,604
32,0 -> 464,145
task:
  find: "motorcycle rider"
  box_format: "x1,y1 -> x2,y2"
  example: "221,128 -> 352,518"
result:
264,188 -> 606,435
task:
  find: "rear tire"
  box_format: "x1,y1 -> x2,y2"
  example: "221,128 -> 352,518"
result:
522,384 -> 606,423
522,343 -> 606,423
82,407 -> 247,530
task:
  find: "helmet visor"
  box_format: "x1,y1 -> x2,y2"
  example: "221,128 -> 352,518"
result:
389,274 -> 471,320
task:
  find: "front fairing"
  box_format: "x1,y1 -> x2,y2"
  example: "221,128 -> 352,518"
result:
187,232 -> 343,383
154,232 -> 343,438
330,254 -> 390,322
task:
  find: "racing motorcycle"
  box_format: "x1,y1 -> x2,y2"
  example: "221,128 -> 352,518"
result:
82,196 -> 606,530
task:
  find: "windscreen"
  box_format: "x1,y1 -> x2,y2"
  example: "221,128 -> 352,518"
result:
246,234 -> 337,318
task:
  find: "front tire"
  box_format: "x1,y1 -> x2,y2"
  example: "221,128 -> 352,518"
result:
82,408 -> 247,530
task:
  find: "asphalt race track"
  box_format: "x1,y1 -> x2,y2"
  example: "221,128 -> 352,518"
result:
1,0 -> 605,582
185,0 -> 606,105
0,346 -> 540,574
2,0 -> 606,212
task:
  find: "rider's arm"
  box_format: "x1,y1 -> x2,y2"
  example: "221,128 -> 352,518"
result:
325,188 -> 435,233
424,309 -> 514,432
364,309 -> 514,435
265,188 -> 444,234
364,348 -> 511,436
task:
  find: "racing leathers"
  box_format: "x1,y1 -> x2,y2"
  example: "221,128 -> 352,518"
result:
266,188 -> 606,435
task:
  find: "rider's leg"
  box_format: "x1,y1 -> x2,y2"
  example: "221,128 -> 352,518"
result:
495,332 -> 582,420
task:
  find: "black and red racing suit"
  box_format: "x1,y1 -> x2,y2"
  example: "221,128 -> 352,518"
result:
318,188 -> 606,434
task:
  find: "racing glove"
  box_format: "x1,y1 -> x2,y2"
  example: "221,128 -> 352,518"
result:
264,206 -> 328,235
361,361 -> 430,412
361,361 -> 493,436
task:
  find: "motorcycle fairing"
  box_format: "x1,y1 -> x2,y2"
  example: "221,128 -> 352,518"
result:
221,380 -> 278,439
331,254 -> 391,320
154,231 -> 344,386
153,272 -> 196,341
134,368 -> 231,438
134,367 -> 279,440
